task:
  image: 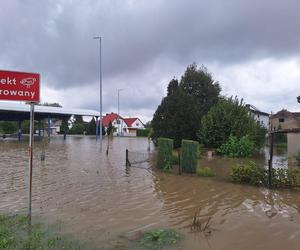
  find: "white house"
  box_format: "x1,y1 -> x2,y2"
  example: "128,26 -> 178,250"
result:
102,113 -> 145,136
246,104 -> 269,129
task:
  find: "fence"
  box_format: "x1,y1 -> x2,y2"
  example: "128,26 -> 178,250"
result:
126,149 -> 150,167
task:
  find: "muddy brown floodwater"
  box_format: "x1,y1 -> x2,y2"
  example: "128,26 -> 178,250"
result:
1,137 -> 300,249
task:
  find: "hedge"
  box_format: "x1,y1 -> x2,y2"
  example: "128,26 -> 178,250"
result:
137,128 -> 151,137
181,139 -> 199,173
157,137 -> 174,170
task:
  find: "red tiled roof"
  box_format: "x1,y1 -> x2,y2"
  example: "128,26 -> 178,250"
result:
123,118 -> 138,127
102,113 -> 122,127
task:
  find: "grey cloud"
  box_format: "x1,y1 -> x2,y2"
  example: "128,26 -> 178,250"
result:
1,0 -> 300,118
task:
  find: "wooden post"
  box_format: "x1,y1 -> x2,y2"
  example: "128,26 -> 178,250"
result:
126,149 -> 131,167
63,118 -> 67,140
268,132 -> 274,188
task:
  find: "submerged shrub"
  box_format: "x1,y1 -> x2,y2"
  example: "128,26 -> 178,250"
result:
139,229 -> 182,249
231,161 -> 266,186
157,138 -> 174,170
272,168 -> 299,188
231,161 -> 300,188
196,167 -> 216,177
181,140 -> 199,173
218,135 -> 254,157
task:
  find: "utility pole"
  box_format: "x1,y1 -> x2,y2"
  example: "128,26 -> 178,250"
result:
93,36 -> 103,149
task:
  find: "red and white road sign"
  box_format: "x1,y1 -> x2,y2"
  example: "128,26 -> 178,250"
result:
0,70 -> 40,102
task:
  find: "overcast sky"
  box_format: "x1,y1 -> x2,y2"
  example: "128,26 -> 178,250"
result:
1,0 -> 300,122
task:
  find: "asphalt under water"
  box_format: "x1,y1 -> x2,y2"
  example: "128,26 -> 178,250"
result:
1,137 -> 300,249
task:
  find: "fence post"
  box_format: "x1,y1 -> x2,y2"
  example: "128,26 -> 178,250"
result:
178,151 -> 181,175
268,132 -> 274,188
126,149 -> 129,166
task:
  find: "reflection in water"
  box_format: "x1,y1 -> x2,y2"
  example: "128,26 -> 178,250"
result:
1,137 -> 300,249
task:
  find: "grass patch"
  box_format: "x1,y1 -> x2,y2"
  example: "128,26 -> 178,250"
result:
139,229 -> 182,249
196,167 -> 216,177
0,214 -> 83,250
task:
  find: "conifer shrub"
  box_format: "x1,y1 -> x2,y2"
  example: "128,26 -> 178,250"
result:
181,139 -> 199,173
157,138 -> 174,170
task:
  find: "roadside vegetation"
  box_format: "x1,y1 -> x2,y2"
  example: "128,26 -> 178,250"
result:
0,214 -> 83,250
231,161 -> 300,188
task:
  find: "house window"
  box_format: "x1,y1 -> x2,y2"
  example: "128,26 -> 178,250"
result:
136,123 -> 139,126
279,118 -> 285,123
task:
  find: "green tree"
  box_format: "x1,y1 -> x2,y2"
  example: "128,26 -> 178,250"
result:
0,121 -> 18,134
69,123 -> 85,134
86,117 -> 96,135
69,115 -> 86,134
152,79 -> 198,147
102,124 -> 106,136
198,97 -> 267,148
107,121 -> 113,136
60,119 -> 69,134
180,63 -> 221,119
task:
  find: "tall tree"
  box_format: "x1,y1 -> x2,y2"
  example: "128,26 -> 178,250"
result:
152,79 -> 198,147
152,64 -> 221,148
180,63 -> 221,119
86,117 -> 96,135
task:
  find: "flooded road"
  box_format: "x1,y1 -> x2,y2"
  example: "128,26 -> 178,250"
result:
1,137 -> 300,249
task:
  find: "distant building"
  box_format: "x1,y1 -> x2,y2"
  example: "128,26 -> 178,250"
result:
270,109 -> 300,158
123,117 -> 145,136
246,104 -> 269,129
270,109 -> 300,131
102,113 -> 145,136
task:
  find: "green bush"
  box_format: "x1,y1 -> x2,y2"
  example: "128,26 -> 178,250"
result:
136,128 -> 151,137
198,96 -> 267,149
0,215 -> 82,250
181,139 -> 199,173
196,167 -> 216,177
157,138 -> 174,170
218,135 -> 254,157
231,161 -> 300,187
231,161 -> 266,186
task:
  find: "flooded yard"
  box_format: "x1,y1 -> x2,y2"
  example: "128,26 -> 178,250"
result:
1,137 -> 300,249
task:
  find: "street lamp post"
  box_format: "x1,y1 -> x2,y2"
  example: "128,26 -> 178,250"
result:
93,36 -> 103,149
117,89 -> 123,136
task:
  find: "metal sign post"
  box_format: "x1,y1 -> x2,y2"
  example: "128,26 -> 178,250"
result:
28,103 -> 35,219
0,70 -> 40,224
